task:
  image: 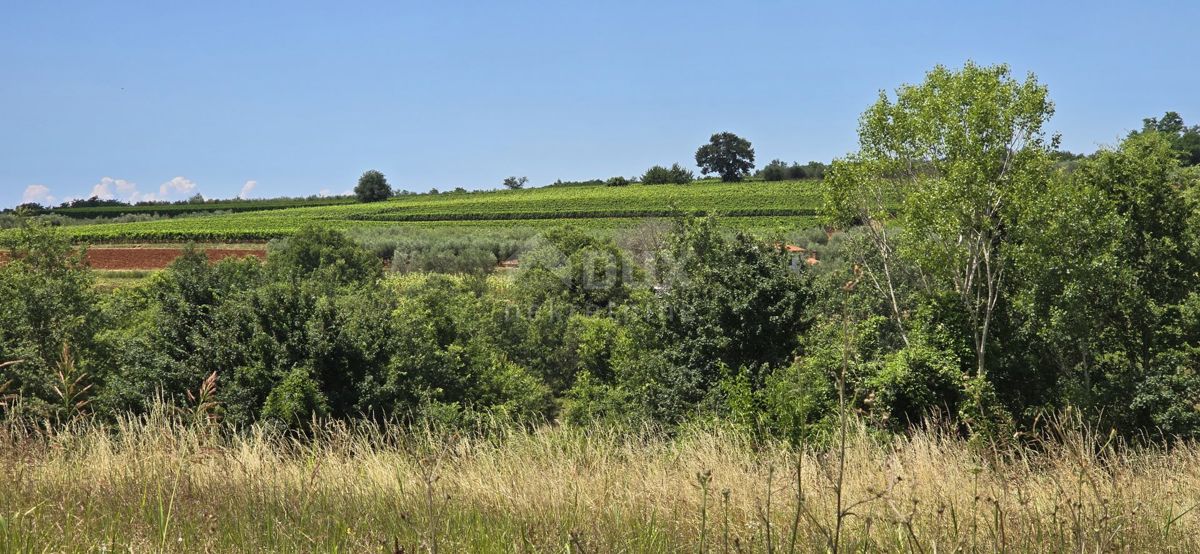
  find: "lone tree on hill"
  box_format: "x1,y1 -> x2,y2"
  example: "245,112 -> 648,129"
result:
695,132 -> 755,182
355,170 -> 392,202
503,176 -> 529,190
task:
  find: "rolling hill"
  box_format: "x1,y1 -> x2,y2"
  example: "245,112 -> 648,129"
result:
23,180 -> 827,242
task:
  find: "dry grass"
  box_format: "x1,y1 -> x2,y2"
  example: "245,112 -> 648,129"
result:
2,410 -> 1200,552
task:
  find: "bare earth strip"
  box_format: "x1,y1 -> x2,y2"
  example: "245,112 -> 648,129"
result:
84,246 -> 267,270
1,245 -> 268,270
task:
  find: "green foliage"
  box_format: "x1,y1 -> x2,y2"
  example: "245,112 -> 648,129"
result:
633,216 -> 812,420
695,132 -> 755,182
355,170 -> 392,203
503,176 -> 529,190
604,176 -> 629,187
1136,111 -> 1200,166
267,225 -> 382,285
760,159 -> 790,181
12,61 -> 1200,447
641,163 -> 694,185
560,370 -> 638,426
548,178 -> 606,187
759,360 -> 836,442
262,366 -> 330,424
17,180 -> 823,243
1029,132 -> 1200,432
0,225 -> 100,416
515,226 -> 641,311
758,160 -> 827,181
828,61 -> 1055,395
867,344 -> 961,429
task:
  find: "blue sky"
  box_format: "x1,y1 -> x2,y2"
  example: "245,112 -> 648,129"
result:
3,1 -> 1197,208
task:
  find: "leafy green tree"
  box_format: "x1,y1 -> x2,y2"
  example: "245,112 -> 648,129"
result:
515,226 -> 641,311
1071,133 -> 1199,432
503,176 -> 529,190
760,159 -> 789,181
635,216 -> 811,420
367,275 -> 552,419
267,226 -> 381,286
1004,130 -> 1200,434
794,161 -> 827,179
667,163 -> 694,184
0,225 -> 100,416
1006,171 -> 1127,415
695,132 -> 755,182
13,203 -> 46,215
641,165 -> 672,185
354,170 -> 392,202
1135,111 -> 1200,166
1079,133 -> 1194,366
605,176 -> 630,187
97,249 -> 267,416
827,62 -> 1056,381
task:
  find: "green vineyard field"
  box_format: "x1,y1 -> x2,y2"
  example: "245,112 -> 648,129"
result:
23,180 -> 827,242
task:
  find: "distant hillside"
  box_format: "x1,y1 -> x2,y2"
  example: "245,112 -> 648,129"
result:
16,180 -> 826,242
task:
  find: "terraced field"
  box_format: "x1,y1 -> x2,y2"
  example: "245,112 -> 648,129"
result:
33,180 -> 826,242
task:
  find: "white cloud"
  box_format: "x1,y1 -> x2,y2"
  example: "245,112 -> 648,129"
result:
81,175 -> 202,204
87,177 -> 161,203
22,184 -> 56,205
238,180 -> 257,199
159,176 -> 196,198
318,188 -> 332,197
89,177 -> 137,200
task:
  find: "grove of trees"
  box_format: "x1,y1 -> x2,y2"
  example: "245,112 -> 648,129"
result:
4,62 -> 1200,444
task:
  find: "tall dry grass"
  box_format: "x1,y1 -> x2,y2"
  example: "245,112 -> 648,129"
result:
2,408 -> 1200,552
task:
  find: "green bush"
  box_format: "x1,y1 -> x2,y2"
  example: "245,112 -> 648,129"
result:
760,159 -> 789,181
268,225 -> 382,285
867,344 -> 961,429
641,163 -> 694,185
262,366 -> 330,425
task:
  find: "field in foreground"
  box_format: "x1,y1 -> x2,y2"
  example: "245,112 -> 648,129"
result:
2,413 -> 1198,552
43,180 -> 824,242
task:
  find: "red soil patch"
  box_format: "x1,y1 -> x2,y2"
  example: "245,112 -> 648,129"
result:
0,247 -> 267,270
84,247 -> 267,270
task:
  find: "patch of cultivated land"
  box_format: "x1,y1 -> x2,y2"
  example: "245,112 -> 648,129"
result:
84,244 -> 267,269
1,244 -> 267,270
38,180 -> 825,242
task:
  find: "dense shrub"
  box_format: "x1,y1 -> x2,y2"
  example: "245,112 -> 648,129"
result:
761,159 -> 789,181
641,163 -> 693,185
759,159 -> 827,181
0,226 -> 100,418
